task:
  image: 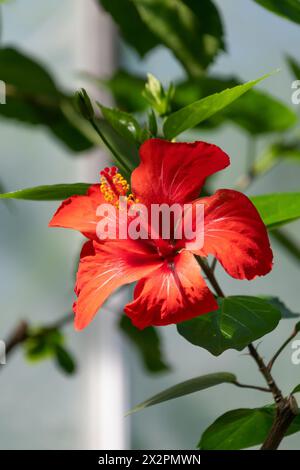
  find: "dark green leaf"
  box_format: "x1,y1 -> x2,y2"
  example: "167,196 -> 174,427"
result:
264,297 -> 300,318
0,47 -> 93,152
199,405 -> 300,450
98,103 -> 142,144
0,183 -> 91,201
120,316 -> 169,374
54,344 -> 76,375
292,385 -> 300,394
251,192 -> 300,229
132,0 -> 224,77
254,0 -> 300,25
177,296 -> 281,356
95,119 -> 140,177
98,0 -> 159,56
163,73 -> 271,139
127,372 -> 236,415
287,55 -> 300,79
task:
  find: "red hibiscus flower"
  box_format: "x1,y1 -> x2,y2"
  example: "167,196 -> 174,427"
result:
49,139 -> 273,330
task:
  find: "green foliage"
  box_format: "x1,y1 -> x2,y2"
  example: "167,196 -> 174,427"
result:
177,296 -> 281,356
0,48 -> 93,152
55,344 -> 76,375
98,0 -> 159,57
120,316 -> 169,373
251,192 -> 300,229
175,78 -> 297,134
99,0 -> 225,77
163,73 -> 272,139
0,183 -> 91,201
127,372 -> 236,415
292,385 -> 300,394
24,327 -> 76,375
198,405 -> 300,449
287,55 -> 300,78
254,0 -> 300,25
98,103 -> 145,144
264,297 -> 300,318
94,119 -> 140,177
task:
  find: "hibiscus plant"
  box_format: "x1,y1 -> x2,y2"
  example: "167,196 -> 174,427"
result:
1,0 -> 300,452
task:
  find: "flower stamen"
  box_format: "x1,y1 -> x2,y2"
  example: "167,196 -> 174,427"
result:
100,166 -> 137,207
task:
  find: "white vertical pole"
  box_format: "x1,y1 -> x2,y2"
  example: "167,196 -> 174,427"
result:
75,0 -> 129,450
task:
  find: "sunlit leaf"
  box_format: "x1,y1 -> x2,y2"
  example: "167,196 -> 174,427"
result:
251,192 -> 300,229
0,183 -> 91,201
163,73 -> 272,139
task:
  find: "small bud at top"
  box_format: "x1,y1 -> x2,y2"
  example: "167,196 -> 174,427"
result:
75,88 -> 94,120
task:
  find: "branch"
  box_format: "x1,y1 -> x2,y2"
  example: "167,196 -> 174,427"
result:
0,313 -> 73,369
233,380 -> 271,394
268,325 -> 299,371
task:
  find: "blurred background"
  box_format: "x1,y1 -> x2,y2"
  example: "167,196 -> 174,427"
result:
0,0 -> 299,450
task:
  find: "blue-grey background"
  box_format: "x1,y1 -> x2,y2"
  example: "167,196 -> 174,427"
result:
0,0 -> 299,449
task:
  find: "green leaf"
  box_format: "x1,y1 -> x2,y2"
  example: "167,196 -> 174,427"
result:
177,296 -> 281,356
98,0 -> 159,57
120,316 -> 169,374
174,77 -> 297,135
199,405 -> 300,450
251,192 -> 300,229
24,328 -> 63,362
254,0 -> 300,25
54,344 -> 76,375
292,385 -> 300,394
264,297 -> 300,318
98,103 -> 142,144
95,119 -> 140,177
132,0 -> 225,77
287,55 -> 300,79
0,183 -> 91,201
0,47 -> 93,152
127,372 -> 236,415
163,73 -> 272,139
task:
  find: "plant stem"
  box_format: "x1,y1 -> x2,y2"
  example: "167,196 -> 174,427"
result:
268,325 -> 299,371
233,381 -> 271,393
261,396 -> 299,450
0,313 -> 73,371
198,259 -> 299,450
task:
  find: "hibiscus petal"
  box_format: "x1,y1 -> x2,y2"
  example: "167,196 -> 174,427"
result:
189,189 -> 273,280
74,239 -> 162,330
49,184 -> 104,240
131,139 -> 229,207
124,250 -> 218,329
